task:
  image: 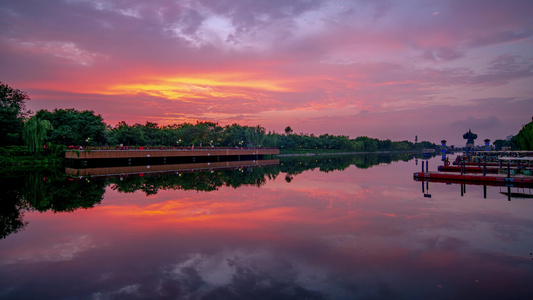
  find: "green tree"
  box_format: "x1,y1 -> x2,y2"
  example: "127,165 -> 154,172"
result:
284,126 -> 293,135
22,116 -> 52,154
221,124 -> 247,147
263,131 -> 278,147
0,82 -> 31,145
35,108 -> 107,145
245,125 -> 266,147
110,121 -> 137,146
513,120 -> 533,150
353,136 -> 379,151
493,139 -> 512,150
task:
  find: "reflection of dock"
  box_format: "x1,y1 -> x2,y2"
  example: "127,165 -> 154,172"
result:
415,174 -> 532,200
66,159 -> 279,178
500,190 -> 533,199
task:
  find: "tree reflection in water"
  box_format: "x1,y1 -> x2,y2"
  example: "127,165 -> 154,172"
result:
0,169 -> 106,239
0,152 -> 417,239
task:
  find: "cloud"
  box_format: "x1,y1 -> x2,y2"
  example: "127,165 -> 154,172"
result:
450,116 -> 502,130
0,235 -> 98,265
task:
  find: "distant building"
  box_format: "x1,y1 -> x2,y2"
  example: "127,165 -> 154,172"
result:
463,129 -> 478,148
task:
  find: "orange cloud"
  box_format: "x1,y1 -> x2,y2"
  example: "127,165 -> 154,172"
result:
103,73 -> 294,101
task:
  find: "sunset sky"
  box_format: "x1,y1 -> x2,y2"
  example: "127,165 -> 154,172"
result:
1,0 -> 532,145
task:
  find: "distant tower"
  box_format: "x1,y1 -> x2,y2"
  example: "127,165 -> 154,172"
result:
463,129 -> 478,148
415,135 -> 418,143
484,139 -> 491,151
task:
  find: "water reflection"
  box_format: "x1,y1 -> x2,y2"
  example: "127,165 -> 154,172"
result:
0,153 -> 415,240
1,153 -> 532,299
417,179 -> 533,201
0,170 -> 105,239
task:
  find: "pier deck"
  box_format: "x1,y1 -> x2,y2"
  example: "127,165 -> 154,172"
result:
414,171 -> 533,187
65,147 -> 279,160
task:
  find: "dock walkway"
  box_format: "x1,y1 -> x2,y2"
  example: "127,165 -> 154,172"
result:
65,147 -> 279,160
414,171 -> 533,187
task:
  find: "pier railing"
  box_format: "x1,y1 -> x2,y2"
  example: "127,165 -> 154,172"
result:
66,146 -> 278,151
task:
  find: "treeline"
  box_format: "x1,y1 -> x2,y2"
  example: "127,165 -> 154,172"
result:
493,119 -> 533,151
24,108 -> 436,152
2,82 -> 436,152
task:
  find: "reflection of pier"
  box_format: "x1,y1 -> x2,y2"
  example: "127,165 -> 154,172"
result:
416,178 -> 532,201
66,159 -> 279,178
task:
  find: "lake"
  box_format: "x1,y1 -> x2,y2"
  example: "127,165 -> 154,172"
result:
1,153 -> 532,299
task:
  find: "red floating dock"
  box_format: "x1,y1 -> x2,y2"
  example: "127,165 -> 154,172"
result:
413,172 -> 533,187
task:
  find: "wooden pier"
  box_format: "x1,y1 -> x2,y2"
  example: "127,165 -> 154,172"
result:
65,147 -> 279,160
414,155 -> 533,187
414,171 -> 533,187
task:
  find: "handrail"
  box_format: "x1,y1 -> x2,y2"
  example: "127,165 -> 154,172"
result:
66,146 -> 278,151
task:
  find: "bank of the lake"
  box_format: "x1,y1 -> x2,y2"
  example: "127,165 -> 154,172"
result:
278,148 -> 433,157
0,146 -> 64,169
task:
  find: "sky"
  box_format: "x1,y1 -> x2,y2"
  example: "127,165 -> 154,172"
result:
1,0 -> 532,146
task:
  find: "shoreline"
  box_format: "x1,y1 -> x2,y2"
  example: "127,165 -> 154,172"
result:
278,150 -> 427,157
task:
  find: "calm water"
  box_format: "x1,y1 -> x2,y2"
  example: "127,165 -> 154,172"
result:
1,154 -> 532,299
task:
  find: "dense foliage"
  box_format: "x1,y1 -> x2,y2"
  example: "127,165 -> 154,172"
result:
0,82 -> 31,145
493,119 -> 533,150
35,108 -> 107,146
513,119 -> 533,150
23,116 -> 52,154
101,120 -> 435,151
